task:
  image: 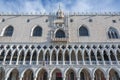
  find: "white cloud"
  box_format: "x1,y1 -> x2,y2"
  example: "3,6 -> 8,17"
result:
0,0 -> 119,13
22,0 -> 46,13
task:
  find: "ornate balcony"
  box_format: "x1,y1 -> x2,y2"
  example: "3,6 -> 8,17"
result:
51,30 -> 69,42
52,37 -> 68,42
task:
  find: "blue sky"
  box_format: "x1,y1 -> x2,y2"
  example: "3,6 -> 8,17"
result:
0,0 -> 120,13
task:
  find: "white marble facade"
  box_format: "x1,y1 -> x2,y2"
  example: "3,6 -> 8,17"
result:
0,8 -> 120,80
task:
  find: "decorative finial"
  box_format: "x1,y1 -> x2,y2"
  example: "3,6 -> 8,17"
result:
59,3 -> 61,10
56,3 -> 64,19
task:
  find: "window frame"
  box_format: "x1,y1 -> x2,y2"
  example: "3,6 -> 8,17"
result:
79,25 -> 89,37
1,25 -> 14,37
108,27 -> 119,39
55,29 -> 66,38
31,25 -> 43,37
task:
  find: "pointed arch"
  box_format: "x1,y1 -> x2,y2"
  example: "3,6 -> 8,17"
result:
23,69 -> 34,80
97,50 -> 102,61
84,50 -> 89,61
65,68 -> 77,80
103,50 -> 109,61
25,50 -> 31,64
58,50 -> 63,61
94,69 -> 106,80
7,69 -> 19,80
64,50 -> 69,64
18,50 -> 24,64
80,68 -> 91,80
108,27 -> 119,39
0,50 -> 5,61
55,29 -> 66,38
79,25 -> 89,36
110,50 -> 116,61
12,50 -> 18,64
52,50 -> 56,61
36,68 -> 48,80
109,68 -> 120,80
38,50 -> 43,61
32,50 -> 37,64
90,50 -> 96,61
0,67 -> 5,80
32,26 -> 42,37
116,50 -> 120,61
51,68 -> 63,80
3,25 -> 14,36
71,50 -> 76,61
77,50 -> 82,61
45,50 -> 50,65
5,50 -> 12,64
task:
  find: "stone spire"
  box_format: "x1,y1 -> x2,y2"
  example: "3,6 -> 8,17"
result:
56,4 -> 64,19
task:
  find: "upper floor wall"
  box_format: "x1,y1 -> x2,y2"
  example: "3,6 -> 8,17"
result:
0,14 -> 120,43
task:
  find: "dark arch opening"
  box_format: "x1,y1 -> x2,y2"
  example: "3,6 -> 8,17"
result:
90,50 -> 96,61
103,51 -> 109,61
108,27 -> 119,39
18,50 -> 24,64
65,50 -> 69,61
8,69 -> 19,80
52,50 -> 56,61
4,26 -> 14,36
37,69 -> 48,80
0,50 -> 5,61
79,26 -> 89,36
25,50 -> 31,64
23,69 -> 33,80
58,50 -> 63,61
55,29 -> 65,38
110,51 -> 116,61
97,51 -> 102,61
33,26 -> 42,36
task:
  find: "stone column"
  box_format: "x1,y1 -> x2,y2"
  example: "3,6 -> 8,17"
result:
19,77 -> 23,80
107,52 -> 112,65
82,51 -> 85,65
91,78 -> 94,80
49,77 -> 51,80
36,52 -> 39,65
77,77 -> 80,80
76,51 -> 78,65
88,51 -> 92,65
56,52 -> 58,65
9,52 -> 13,65
114,51 -> 119,65
101,51 -> 105,65
63,77 -> 66,80
69,51 -> 71,65
106,76 -> 109,80
63,51 -> 65,65
34,77 -> 37,80
30,53 -> 33,65
5,78 -> 8,80
23,52 -> 26,65
95,52 -> 99,65
3,50 -> 8,65
50,52 -> 52,65
16,52 -> 20,65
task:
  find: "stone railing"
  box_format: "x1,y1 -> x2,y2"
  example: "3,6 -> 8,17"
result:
0,61 -> 119,66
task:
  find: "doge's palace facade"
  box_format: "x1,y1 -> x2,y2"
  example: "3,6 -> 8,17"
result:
0,8 -> 120,80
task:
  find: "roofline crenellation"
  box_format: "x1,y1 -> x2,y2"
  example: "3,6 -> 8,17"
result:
0,12 -> 120,16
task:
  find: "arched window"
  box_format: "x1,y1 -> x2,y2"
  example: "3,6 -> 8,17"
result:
79,26 -> 89,36
55,29 -> 65,38
3,26 -> 14,36
32,26 -> 42,36
108,27 -> 119,39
